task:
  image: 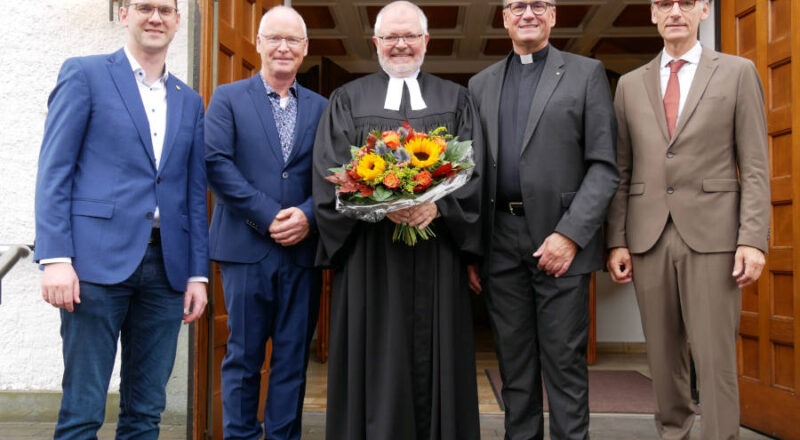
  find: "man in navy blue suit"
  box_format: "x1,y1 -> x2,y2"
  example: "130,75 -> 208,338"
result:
204,6 -> 327,439
34,1 -> 208,439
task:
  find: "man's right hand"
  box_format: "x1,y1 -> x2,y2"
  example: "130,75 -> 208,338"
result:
42,263 -> 81,312
607,247 -> 633,284
467,264 -> 482,294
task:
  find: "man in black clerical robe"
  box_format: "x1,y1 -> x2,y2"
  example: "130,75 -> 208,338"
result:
311,2 -> 483,439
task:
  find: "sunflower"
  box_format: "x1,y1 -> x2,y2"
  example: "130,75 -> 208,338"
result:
356,153 -> 386,182
405,137 -> 441,168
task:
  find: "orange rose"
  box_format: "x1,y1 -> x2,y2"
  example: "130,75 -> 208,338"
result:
413,171 -> 433,192
383,172 -> 401,189
382,131 -> 401,150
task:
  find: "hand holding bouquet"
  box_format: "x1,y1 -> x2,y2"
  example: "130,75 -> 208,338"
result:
325,121 -> 474,245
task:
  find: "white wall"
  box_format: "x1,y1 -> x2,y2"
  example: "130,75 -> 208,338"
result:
0,0 -> 192,418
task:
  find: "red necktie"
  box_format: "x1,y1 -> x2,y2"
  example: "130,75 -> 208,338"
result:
663,59 -> 687,138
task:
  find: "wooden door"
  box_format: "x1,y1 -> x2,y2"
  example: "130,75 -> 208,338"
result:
193,1 -> 281,439
721,1 -> 800,438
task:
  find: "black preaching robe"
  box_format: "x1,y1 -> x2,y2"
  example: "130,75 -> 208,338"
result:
312,71 -> 483,440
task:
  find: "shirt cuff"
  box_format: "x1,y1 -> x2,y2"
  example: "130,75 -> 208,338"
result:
40,258 -> 72,265
188,276 -> 209,284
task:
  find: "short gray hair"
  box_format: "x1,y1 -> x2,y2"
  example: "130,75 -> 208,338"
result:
374,1 -> 428,36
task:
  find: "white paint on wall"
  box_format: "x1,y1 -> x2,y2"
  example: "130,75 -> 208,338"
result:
596,273 -> 645,343
0,0 -> 191,404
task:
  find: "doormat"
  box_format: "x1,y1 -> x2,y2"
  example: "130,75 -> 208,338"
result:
485,369 -> 657,414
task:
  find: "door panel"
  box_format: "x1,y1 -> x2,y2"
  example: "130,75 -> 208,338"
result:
194,1 -> 281,439
721,1 -> 800,438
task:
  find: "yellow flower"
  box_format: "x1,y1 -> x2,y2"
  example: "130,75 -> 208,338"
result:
356,153 -> 386,182
405,138 -> 441,168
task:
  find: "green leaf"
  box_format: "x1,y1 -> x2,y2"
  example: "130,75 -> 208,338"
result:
443,140 -> 472,162
372,186 -> 394,202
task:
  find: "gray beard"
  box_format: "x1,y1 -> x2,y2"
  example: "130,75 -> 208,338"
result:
377,55 -> 424,78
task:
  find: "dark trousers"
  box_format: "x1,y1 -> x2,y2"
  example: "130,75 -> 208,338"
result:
220,252 -> 320,440
485,213 -> 590,440
55,243 -> 184,440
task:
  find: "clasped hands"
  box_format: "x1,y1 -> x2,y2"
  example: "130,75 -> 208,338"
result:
386,202 -> 438,229
269,207 -> 310,246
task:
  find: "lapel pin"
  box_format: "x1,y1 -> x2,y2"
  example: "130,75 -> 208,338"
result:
556,72 -> 561,76
176,85 -> 181,91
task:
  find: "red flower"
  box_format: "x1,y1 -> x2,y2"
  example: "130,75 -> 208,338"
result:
383,173 -> 401,189
413,171 -> 433,192
365,132 -> 378,150
358,184 -> 374,197
432,163 -> 452,179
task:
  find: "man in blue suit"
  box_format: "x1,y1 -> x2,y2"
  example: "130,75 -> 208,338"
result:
34,1 -> 208,439
205,6 -> 327,439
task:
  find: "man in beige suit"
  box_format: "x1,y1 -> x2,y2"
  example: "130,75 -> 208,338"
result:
606,0 -> 770,438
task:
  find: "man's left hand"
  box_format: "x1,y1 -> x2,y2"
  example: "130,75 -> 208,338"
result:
406,203 -> 438,229
733,245 -> 766,288
183,281 -> 208,324
533,232 -> 578,278
269,207 -> 310,246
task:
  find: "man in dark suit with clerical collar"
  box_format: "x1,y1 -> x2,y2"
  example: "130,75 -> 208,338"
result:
469,1 -> 619,438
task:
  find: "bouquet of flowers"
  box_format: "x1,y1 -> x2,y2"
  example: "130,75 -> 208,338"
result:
325,121 -> 475,245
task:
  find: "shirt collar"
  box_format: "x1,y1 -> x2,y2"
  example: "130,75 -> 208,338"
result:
123,45 -> 169,86
660,41 -> 702,69
510,44 -> 550,66
261,77 -> 298,98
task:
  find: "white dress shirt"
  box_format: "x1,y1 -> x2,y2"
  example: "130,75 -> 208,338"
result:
659,41 -> 702,120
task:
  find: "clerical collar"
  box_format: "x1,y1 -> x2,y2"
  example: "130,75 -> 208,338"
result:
383,70 -> 427,111
512,45 -> 550,65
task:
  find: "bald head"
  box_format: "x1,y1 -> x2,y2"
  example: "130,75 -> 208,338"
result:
259,5 -> 308,38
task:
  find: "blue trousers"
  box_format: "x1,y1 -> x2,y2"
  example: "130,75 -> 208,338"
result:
54,243 -> 184,440
220,252 -> 320,440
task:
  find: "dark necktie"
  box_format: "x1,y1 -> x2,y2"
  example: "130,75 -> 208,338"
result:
663,59 -> 687,138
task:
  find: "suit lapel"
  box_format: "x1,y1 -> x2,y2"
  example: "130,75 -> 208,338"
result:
643,54 -> 669,143
671,47 -> 718,143
520,47 -> 565,154
107,49 -> 156,168
248,75 -> 284,164
287,84 -> 308,165
484,64 -> 504,164
159,75 -> 184,171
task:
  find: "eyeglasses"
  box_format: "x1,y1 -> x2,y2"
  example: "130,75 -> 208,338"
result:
259,35 -> 307,48
504,1 -> 554,17
127,3 -> 178,18
375,34 -> 425,45
652,0 -> 699,13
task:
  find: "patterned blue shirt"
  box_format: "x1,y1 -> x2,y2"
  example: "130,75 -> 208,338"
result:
261,77 -> 298,161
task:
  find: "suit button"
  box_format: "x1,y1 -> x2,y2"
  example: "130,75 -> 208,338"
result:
156,177 -> 162,184
667,187 -> 675,194
666,152 -> 675,159
146,211 -> 154,219
282,172 -> 289,179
